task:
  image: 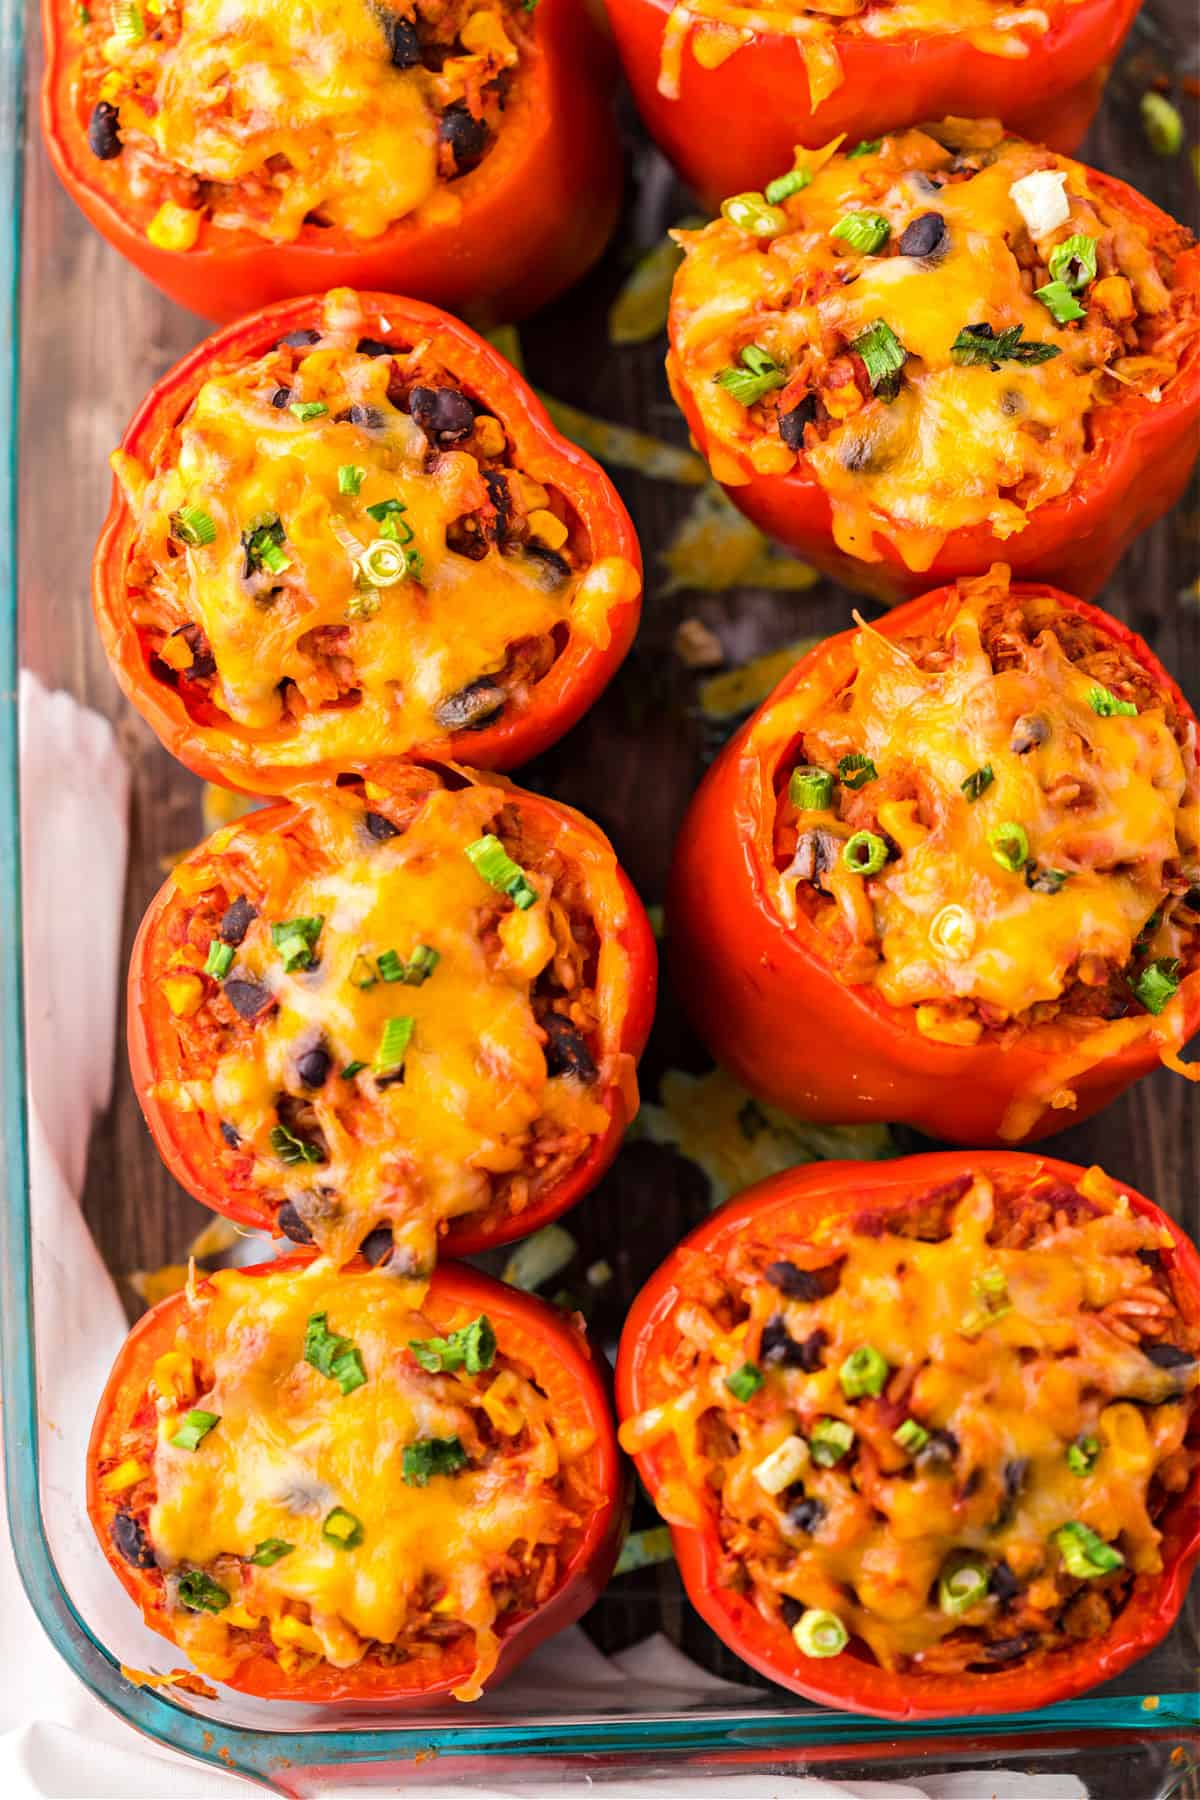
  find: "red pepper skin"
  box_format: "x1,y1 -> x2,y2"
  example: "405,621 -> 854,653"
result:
603,0 -> 1140,208
666,581 -> 1200,1147
666,172 -> 1200,606
92,292 -> 643,794
617,1149 -> 1200,1720
89,1252 -> 630,1703
41,0 -> 621,324
127,768 -> 657,1259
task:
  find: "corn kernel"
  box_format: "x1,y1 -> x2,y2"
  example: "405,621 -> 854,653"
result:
1099,1401 -> 1153,1472
822,379 -> 863,421
271,1615 -> 324,1655
167,943 -> 204,971
100,1457 -> 150,1494
99,70 -> 124,102
749,439 -> 796,475
146,202 -> 202,253
481,1370 -> 524,1435
527,509 -> 568,552
510,473 -> 550,512
876,800 -> 927,853
473,415 -> 507,458
223,1604 -> 258,1630
152,1350 -> 195,1406
156,632 -> 193,672
162,972 -> 204,1018
915,1004 -> 983,1046
1092,275 -> 1135,322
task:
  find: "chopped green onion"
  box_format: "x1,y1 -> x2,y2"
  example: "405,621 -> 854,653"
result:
399,943 -> 439,985
465,834 -> 538,909
341,1060 -> 366,1079
375,1015 -> 414,1076
1088,684 -> 1137,718
961,764 -> 994,802
359,539 -> 409,587
322,1507 -> 365,1549
502,1223 -> 577,1292
846,139 -> 881,158
1035,280 -> 1086,324
243,517 -> 289,577
725,1362 -> 764,1402
789,767 -> 834,811
346,586 -> 381,622
614,1525 -> 675,1575
793,1608 -> 849,1657
839,1345 -> 889,1400
289,401 -> 328,422
170,1409 -> 220,1451
715,344 -> 787,409
269,1122 -> 323,1166
720,192 -> 788,237
271,914 -> 324,972
249,1538 -> 294,1567
850,319 -> 907,395
764,168 -> 812,205
402,1436 -> 469,1487
1048,234 -> 1097,291
1133,958 -> 1182,1016
752,1434 -> 810,1495
338,464 -> 366,495
1026,864 -> 1069,895
838,752 -> 877,789
831,211 -> 891,255
349,952 -> 378,989
1067,1434 -> 1100,1477
177,1569 -> 229,1613
939,1556 -> 990,1616
173,504 -> 216,547
842,831 -> 888,876
304,1313 -> 367,1395
409,1314 -> 497,1375
988,822 -> 1029,873
366,498 -> 414,546
893,1418 -> 929,1454
962,1266 -> 1012,1335
950,323 -> 1060,367
809,1417 -> 855,1467
1141,92 -> 1184,157
375,949 -> 405,983
203,939 -> 234,979
112,0 -> 144,40
1054,1521 -> 1124,1578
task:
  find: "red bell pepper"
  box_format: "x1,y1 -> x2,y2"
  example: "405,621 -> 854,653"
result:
42,0 -> 621,324
128,764 -> 657,1260
93,290 -> 642,794
90,1252 -> 629,1702
604,0 -> 1141,208
667,579 -> 1200,1146
616,1149 -> 1200,1720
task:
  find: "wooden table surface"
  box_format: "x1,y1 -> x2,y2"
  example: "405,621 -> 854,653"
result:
17,0 -> 1200,1763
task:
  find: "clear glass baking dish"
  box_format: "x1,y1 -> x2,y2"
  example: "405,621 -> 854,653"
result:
2,0 -> 1198,1787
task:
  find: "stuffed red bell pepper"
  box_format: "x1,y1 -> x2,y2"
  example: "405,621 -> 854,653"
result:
604,0 -> 1141,206
668,567 -> 1200,1146
617,1150 -> 1200,1719
94,288 -> 642,793
42,0 -> 620,323
129,763 -> 656,1266
90,1252 -> 628,1702
666,122 -> 1200,604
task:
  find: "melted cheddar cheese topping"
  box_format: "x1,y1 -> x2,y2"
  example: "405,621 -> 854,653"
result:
152,774 -> 621,1267
657,0 -> 1078,111
620,1166 -> 1199,1674
668,124 -> 1197,572
126,1261 -> 594,1699
79,0 -> 531,244
114,290 -> 635,775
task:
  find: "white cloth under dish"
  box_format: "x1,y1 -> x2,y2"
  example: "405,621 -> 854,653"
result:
0,677 -> 1090,1800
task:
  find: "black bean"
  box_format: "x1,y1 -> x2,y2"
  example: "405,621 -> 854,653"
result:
224,979 -> 275,1021
364,810 -> 401,841
219,895 -> 257,945
1143,1341 -> 1196,1369
409,385 -> 476,443
484,469 -> 511,539
112,1512 -> 155,1570
795,1328 -> 828,1373
523,543 -> 572,587
981,1632 -> 1038,1665
898,212 -> 946,259
297,1046 -> 331,1088
277,1201 -> 315,1245
180,625 -> 216,681
792,827 -> 841,891
380,12 -> 420,67
778,395 -> 816,450
760,1316 -> 809,1368
764,1260 -> 824,1301
270,387 -> 293,409
434,678 -> 505,732
779,1595 -> 804,1629
439,101 -> 489,175
87,100 -> 122,161
787,1496 -> 827,1536
220,1121 -> 240,1148
356,336 -> 393,358
1137,1248 -> 1163,1269
445,517 -> 490,561
990,1561 -> 1021,1606
360,1226 -> 394,1266
280,328 -> 320,348
334,403 -> 386,429
916,1428 -> 959,1473
542,1013 -> 597,1082
1010,714 -> 1049,754
1003,1457 -> 1030,1500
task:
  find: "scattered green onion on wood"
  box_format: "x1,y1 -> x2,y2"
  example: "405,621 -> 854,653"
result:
614,1525 -> 675,1575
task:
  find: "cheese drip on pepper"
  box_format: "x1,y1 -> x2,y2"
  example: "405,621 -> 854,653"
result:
668,126 -> 1195,570
164,780 -> 612,1266
147,1260 -> 591,1699
620,1167 -> 1199,1672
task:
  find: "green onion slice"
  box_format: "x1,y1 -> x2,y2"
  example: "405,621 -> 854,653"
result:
376,949 -> 405,983
341,1060 -> 366,1079
809,1417 -> 855,1467
793,1608 -> 849,1657
304,1313 -> 367,1395
720,192 -> 788,238
173,504 -> 216,547
1067,1434 -> 1100,1477
1035,280 -> 1086,324
893,1418 -> 929,1454
831,211 -> 890,255
375,1015 -> 414,1076
842,831 -> 888,876
950,323 -> 1060,367
289,401 -> 328,422
1054,1521 -> 1124,1578
249,1538 -> 294,1567
349,952 -> 378,989
961,765 -> 994,802
715,344 -> 787,409
338,464 -> 366,495
839,1345 -> 890,1399
846,139 -> 881,158
837,751 -> 877,789
203,939 -> 234,979
112,0 -> 144,40
764,168 -> 812,205
170,1409 -> 220,1451
725,1362 -> 764,1402
402,1436 -> 469,1487
409,1314 -> 497,1375
789,766 -> 834,811
1088,684 -> 1137,718
269,1122 -> 323,1166
271,914 -> 324,972
465,834 -> 538,909
177,1569 -> 229,1612
322,1507 -> 365,1549
1133,958 -> 1182,1016
359,539 -> 409,587
939,1556 -> 990,1616
850,319 -> 907,394
988,822 -> 1029,872
1048,234 -> 1097,291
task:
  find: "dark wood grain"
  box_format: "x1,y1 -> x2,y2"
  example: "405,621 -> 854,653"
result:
18,0 -> 1200,1736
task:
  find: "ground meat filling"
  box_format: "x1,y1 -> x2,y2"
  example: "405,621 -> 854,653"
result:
77,0 -> 533,246
150,767 -> 610,1267
620,1166 -> 1200,1678
771,573 -> 1200,1047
